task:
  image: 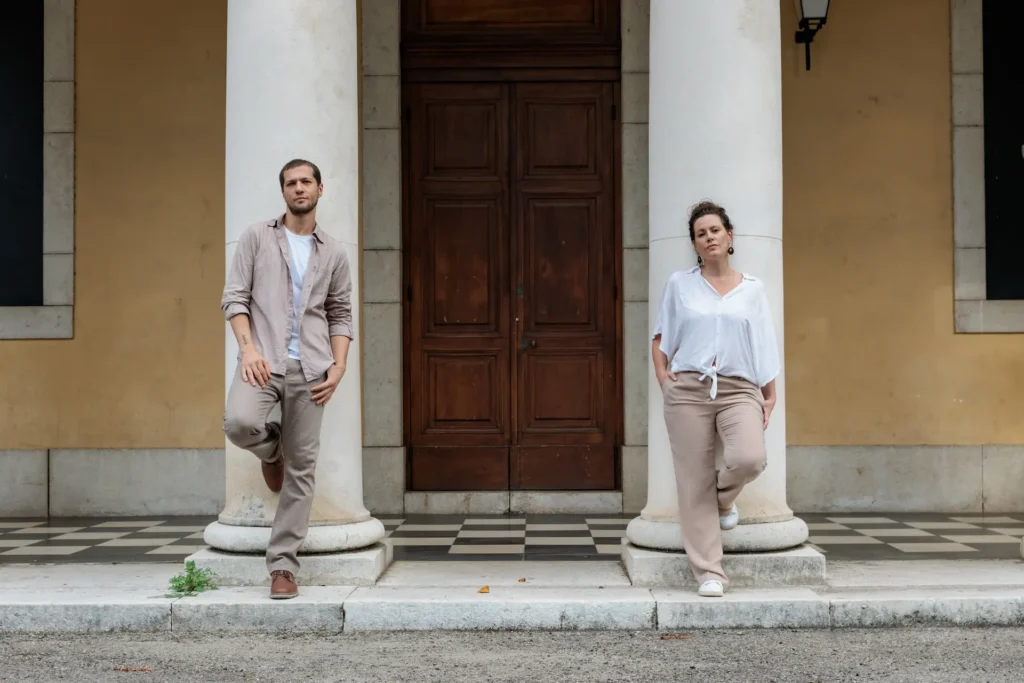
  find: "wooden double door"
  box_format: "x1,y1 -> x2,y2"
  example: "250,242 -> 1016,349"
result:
404,81 -> 619,491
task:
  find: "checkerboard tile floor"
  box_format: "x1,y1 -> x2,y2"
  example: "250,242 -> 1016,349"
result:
384,514 -> 632,561
0,513 -> 1021,564
800,512 -> 1024,560
0,516 -> 212,564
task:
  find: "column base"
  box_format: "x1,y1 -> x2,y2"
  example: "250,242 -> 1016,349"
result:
622,541 -> 825,587
626,516 -> 809,553
203,518 -> 387,553
185,544 -> 392,587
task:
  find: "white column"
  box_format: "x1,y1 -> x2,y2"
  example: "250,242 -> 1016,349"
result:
204,0 -> 385,554
627,0 -> 808,552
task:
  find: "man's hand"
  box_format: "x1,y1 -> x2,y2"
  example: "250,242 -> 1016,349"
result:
241,348 -> 271,388
311,363 -> 346,405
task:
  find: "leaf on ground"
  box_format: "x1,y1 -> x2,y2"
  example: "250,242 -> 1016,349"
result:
660,633 -> 694,640
113,666 -> 154,672
518,578 -> 526,583
478,585 -> 490,593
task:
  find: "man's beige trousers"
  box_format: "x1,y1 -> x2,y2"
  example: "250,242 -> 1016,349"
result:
223,359 -> 325,575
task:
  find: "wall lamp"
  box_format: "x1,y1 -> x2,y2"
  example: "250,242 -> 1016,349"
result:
794,0 -> 830,70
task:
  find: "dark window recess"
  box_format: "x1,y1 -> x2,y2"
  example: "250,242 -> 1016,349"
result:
982,1 -> 1024,300
0,3 -> 45,306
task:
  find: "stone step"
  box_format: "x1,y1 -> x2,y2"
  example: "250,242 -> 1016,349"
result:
3,584 -> 1024,633
343,586 -> 656,631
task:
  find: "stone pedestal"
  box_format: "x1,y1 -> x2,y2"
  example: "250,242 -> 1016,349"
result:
187,545 -> 392,587
622,543 -> 825,588
625,0 -> 815,584
200,0 -> 387,583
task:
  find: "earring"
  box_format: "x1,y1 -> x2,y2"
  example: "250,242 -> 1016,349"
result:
727,243 -> 734,255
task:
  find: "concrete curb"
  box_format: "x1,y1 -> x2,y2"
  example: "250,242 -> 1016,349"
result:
343,587 -> 657,631
828,588 -> 1024,628
2,586 -> 1024,633
654,588 -> 831,629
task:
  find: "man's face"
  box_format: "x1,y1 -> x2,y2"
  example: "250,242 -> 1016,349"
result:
281,166 -> 322,215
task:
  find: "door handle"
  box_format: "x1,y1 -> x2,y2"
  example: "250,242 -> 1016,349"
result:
521,338 -> 537,349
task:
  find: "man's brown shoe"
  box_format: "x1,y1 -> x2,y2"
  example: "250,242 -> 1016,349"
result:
262,457 -> 284,493
270,570 -> 298,599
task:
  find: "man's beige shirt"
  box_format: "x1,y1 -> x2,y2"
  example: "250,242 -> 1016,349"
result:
222,215 -> 353,381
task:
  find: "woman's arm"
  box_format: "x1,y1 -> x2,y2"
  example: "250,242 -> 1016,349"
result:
651,276 -> 678,387
652,336 -> 676,386
761,379 -> 777,429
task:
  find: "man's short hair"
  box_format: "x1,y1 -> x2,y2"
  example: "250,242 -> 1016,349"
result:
279,159 -> 322,189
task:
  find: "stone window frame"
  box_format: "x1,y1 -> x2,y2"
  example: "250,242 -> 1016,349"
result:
952,0 -> 1024,333
0,0 -> 75,339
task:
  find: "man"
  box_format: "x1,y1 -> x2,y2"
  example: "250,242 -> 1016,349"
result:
220,159 -> 353,600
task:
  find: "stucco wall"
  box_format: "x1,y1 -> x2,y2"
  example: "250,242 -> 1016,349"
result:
0,0 -> 227,449
2,0 -> 1018,456
781,0 -> 1023,446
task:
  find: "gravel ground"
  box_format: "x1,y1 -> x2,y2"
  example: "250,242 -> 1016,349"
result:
1,628 -> 1021,682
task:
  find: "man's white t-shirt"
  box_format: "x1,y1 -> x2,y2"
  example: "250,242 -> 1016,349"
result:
285,229 -> 315,361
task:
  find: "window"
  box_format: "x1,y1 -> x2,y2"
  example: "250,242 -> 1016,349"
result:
0,0 -> 75,339
952,0 -> 1024,332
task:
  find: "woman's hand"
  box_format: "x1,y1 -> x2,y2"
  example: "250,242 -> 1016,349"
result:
657,369 -> 677,388
762,396 -> 776,429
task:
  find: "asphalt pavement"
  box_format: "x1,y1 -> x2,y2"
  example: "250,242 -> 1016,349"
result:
1,628 -> 1021,682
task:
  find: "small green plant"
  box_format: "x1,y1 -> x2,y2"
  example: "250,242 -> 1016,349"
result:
166,560 -> 217,597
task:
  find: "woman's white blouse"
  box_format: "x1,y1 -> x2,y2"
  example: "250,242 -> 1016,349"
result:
652,266 -> 780,399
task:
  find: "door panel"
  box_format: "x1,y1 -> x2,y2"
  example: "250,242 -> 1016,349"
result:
422,99 -> 503,180
424,198 -> 501,336
407,83 -> 511,489
512,82 -> 617,489
522,102 -> 600,178
410,446 -> 510,490
406,80 -> 617,491
524,197 -> 599,329
514,445 -> 616,490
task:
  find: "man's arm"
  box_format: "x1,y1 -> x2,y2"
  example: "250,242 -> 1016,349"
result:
330,335 -> 351,372
229,314 -> 255,354
229,313 -> 271,387
312,249 -> 354,405
222,227 -> 256,321
223,227 -> 270,387
323,248 -> 354,340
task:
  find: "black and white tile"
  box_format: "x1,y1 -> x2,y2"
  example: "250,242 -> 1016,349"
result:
0,517 -> 211,564
1,513 -> 1021,564
801,513 -> 1024,560
384,514 -> 631,561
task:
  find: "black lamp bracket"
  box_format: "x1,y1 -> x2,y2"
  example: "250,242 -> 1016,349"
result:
794,18 -> 826,71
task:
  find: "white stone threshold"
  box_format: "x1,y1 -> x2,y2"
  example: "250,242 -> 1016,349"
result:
2,559 -> 1024,633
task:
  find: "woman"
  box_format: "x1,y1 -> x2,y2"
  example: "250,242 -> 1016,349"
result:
651,200 -> 780,598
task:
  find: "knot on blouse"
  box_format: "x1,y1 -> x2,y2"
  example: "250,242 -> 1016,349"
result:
698,356 -> 719,399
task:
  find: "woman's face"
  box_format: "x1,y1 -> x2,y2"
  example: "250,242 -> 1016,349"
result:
693,214 -> 731,262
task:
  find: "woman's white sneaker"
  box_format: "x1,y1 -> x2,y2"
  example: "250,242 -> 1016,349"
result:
698,580 -> 724,597
720,504 -> 739,530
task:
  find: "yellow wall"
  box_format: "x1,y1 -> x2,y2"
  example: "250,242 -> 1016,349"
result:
3,0 -> 1018,451
782,0 -> 1024,445
0,0 -> 227,449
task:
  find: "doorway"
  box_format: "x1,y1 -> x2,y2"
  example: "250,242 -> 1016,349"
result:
401,0 -> 622,492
